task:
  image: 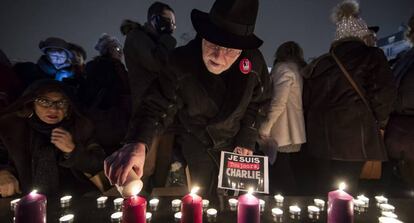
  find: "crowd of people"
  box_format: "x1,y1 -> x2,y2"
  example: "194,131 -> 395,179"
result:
0,0 -> 413,198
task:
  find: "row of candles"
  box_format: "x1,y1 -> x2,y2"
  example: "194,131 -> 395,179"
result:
9,183 -> 403,223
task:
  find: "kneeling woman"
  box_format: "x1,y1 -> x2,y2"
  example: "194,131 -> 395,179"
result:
0,80 -> 105,197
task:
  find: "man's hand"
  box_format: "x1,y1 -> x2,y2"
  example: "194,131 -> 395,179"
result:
104,142 -> 146,186
51,128 -> 75,153
234,146 -> 253,155
0,170 -> 21,197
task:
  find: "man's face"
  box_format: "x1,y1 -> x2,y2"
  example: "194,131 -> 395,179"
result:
201,39 -> 242,75
363,31 -> 377,47
109,46 -> 123,61
47,49 -> 68,66
161,9 -> 176,33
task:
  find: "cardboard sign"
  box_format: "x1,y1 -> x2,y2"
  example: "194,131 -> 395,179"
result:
218,151 -> 269,193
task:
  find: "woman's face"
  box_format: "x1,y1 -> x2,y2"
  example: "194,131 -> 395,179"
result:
34,92 -> 69,124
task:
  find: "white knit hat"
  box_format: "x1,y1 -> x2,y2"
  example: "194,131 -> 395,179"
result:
332,0 -> 370,40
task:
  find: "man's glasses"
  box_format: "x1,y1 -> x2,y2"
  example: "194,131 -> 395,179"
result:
203,39 -> 242,57
34,97 -> 69,110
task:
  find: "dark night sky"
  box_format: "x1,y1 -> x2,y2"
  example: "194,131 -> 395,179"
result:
0,0 -> 413,65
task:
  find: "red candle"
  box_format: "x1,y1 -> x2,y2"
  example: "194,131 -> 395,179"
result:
328,182 -> 354,223
15,190 -> 47,223
181,187 -> 203,223
237,188 -> 260,223
122,195 -> 147,223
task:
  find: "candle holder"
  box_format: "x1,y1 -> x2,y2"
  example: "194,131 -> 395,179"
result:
110,212 -> 122,223
381,211 -> 398,219
353,199 -> 367,213
271,208 -> 283,222
113,198 -> 124,211
97,196 -> 108,208
59,214 -> 74,223
206,208 -> 217,222
307,205 -> 320,220
146,212 -> 152,222
289,205 -> 301,220
259,199 -> 265,212
171,199 -> 181,212
379,203 -> 395,213
274,194 -> 284,206
357,195 -> 369,208
149,198 -> 159,212
10,198 -> 20,212
313,198 -> 325,211
228,198 -> 238,211
60,196 -> 72,208
174,212 -> 182,222
378,216 -> 403,223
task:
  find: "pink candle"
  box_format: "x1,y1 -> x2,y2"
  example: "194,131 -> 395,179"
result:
328,183 -> 354,223
15,190 -> 47,223
122,195 -> 147,223
181,187 -> 203,223
238,189 -> 260,223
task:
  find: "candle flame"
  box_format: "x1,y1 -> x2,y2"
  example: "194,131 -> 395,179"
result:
191,186 -> 200,195
339,182 -> 346,191
131,186 -> 140,196
248,188 -> 254,195
30,190 -> 38,195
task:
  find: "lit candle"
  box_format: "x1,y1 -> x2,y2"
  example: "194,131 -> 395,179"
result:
308,205 -> 320,219
327,182 -> 354,223
379,204 -> 395,212
174,212 -> 182,222
111,212 -> 123,223
114,198 -> 124,210
181,186 -> 203,223
375,195 -> 388,204
60,195 -> 72,208
274,194 -> 284,204
353,199 -> 366,213
228,198 -> 238,211
206,208 -> 218,219
259,199 -> 265,212
314,198 -> 325,210
10,198 -> 20,211
122,193 -> 147,223
378,217 -> 403,223
149,198 -> 159,211
59,214 -> 74,223
146,212 -> 152,221
237,188 -> 260,223
382,211 -> 398,219
357,195 -> 369,207
272,208 -> 283,222
97,196 -> 108,208
289,205 -> 301,219
15,190 -> 47,223
202,199 -> 210,209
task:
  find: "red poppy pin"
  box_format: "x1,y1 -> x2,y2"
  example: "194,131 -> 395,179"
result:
239,58 -> 252,74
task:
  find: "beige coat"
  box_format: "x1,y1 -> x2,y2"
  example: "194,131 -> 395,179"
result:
259,62 -> 306,150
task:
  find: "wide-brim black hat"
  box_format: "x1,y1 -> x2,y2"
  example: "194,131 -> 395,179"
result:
191,0 -> 263,50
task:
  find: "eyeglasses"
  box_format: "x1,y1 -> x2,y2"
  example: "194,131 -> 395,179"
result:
203,39 -> 242,57
34,97 -> 69,110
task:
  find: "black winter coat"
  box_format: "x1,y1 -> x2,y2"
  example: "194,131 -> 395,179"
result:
122,21 -> 177,113
303,38 -> 396,161
125,37 -> 271,151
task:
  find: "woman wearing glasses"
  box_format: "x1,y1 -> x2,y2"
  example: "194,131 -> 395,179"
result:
0,80 -> 105,197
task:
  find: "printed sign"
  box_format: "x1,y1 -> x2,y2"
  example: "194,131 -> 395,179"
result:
218,151 -> 269,193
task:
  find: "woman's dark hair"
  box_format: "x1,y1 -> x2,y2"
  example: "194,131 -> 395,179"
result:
273,41 -> 306,68
147,1 -> 174,22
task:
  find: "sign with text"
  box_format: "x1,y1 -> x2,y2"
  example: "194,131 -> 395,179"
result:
218,151 -> 269,193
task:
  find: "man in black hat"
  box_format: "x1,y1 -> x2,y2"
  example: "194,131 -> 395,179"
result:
105,0 -> 271,195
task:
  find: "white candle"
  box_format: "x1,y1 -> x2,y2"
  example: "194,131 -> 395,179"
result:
171,199 -> 181,208
113,197 -> 123,209
60,195 -> 72,207
375,195 -> 388,204
59,214 -> 74,223
379,203 -> 395,212
228,198 -> 238,207
272,208 -> 283,216
202,199 -> 210,208
146,212 -> 152,221
174,212 -> 182,221
110,212 -> 123,222
382,211 -> 398,219
97,196 -> 108,205
206,208 -> 217,218
313,198 -> 325,209
353,199 -> 365,207
357,195 -> 369,206
149,198 -> 160,210
274,194 -> 284,203
378,217 -> 403,223
289,205 -> 301,214
259,199 -> 265,212
308,205 -> 320,213
10,198 -> 20,211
